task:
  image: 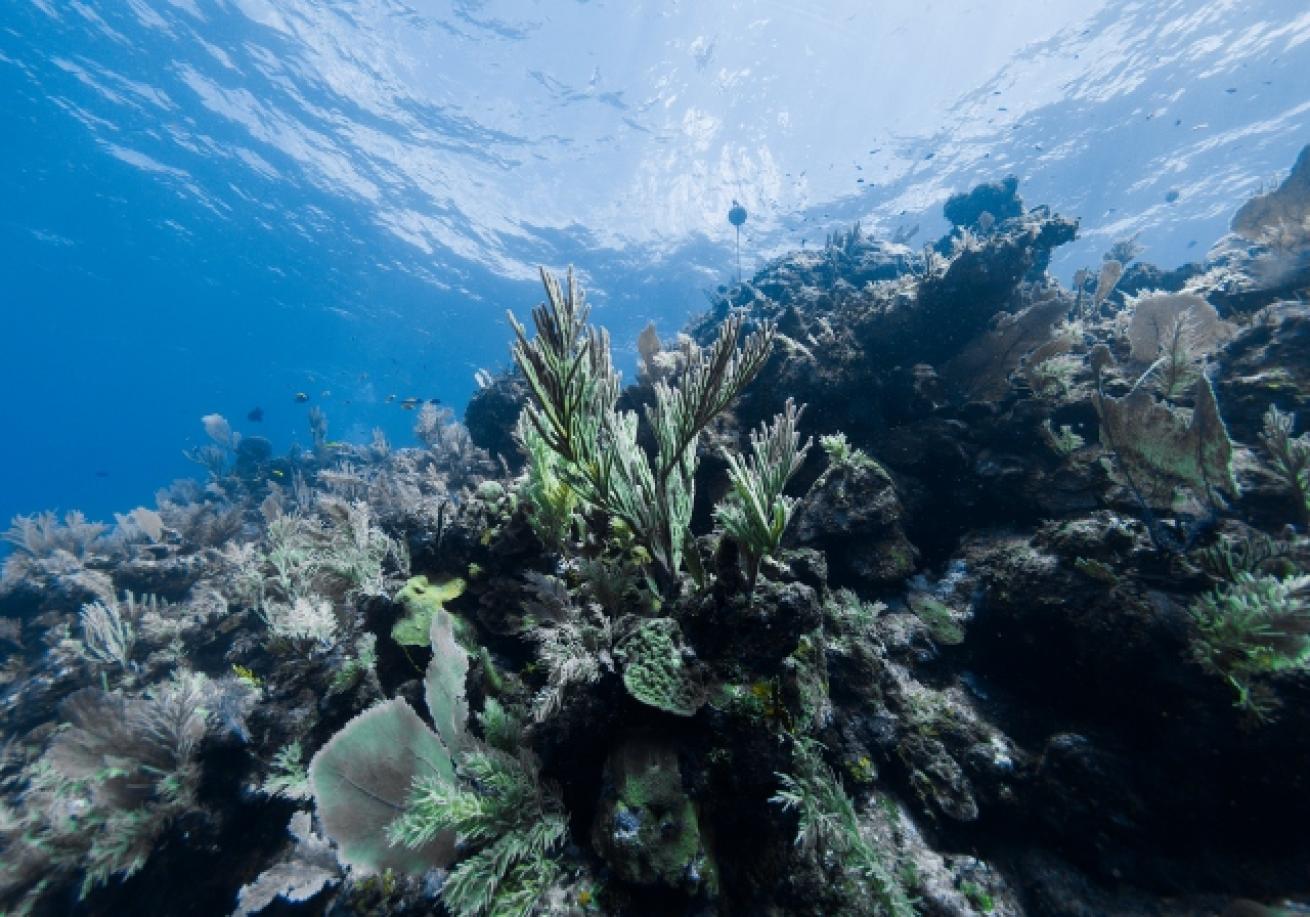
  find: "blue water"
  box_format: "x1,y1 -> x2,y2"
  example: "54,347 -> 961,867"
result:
2,0 -> 1309,529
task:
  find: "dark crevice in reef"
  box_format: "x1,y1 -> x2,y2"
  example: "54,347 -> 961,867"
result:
3,145 -> 1310,916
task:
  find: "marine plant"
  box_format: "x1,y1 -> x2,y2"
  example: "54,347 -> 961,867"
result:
1041,418 -> 1085,455
907,593 -> 965,646
1025,352 -> 1082,400
1144,312 -> 1205,400
183,413 -> 240,480
2,510 -> 109,562
1195,531 -> 1296,583
308,406 -> 329,453
515,416 -> 579,550
329,632 -> 379,694
260,595 -> 339,647
413,402 -> 496,488
819,432 -> 855,464
527,599 -> 612,722
232,498 -> 401,649
315,498 -> 397,597
1125,292 -> 1231,366
233,811 -> 338,917
1089,292 -> 1238,545
260,741 -> 311,801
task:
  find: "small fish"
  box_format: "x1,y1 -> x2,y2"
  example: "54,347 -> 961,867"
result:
247,407 -> 264,422
385,394 -> 397,403
271,469 -> 285,478
294,392 -> 310,403
428,397 -> 442,405
401,397 -> 421,410
1165,189 -> 1181,203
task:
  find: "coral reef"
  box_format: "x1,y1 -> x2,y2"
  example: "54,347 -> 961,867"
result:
3,145 -> 1310,917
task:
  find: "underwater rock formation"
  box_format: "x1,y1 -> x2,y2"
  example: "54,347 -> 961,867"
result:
942,173 -> 1023,229
789,443 -> 918,588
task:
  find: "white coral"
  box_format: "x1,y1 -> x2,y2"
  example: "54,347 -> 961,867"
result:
262,596 -> 338,646
79,595 -> 139,670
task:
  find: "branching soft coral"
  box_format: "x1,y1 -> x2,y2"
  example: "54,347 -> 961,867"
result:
386,703 -> 567,917
510,266 -> 774,583
2,510 -> 109,561
230,498 -> 401,648
1260,404 -> 1310,528
772,741 -> 916,917
715,398 -> 811,589
1191,572 -> 1310,720
0,673 -> 217,901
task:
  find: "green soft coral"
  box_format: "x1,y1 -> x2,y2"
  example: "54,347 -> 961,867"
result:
387,706 -> 567,917
1191,572 -> 1310,720
1260,404 -> 1310,528
509,266 -> 774,582
715,398 -> 811,589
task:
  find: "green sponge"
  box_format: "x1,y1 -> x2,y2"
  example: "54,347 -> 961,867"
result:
392,575 -> 466,647
618,618 -> 707,717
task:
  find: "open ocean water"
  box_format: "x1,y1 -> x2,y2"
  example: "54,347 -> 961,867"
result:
2,0 -> 1307,526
